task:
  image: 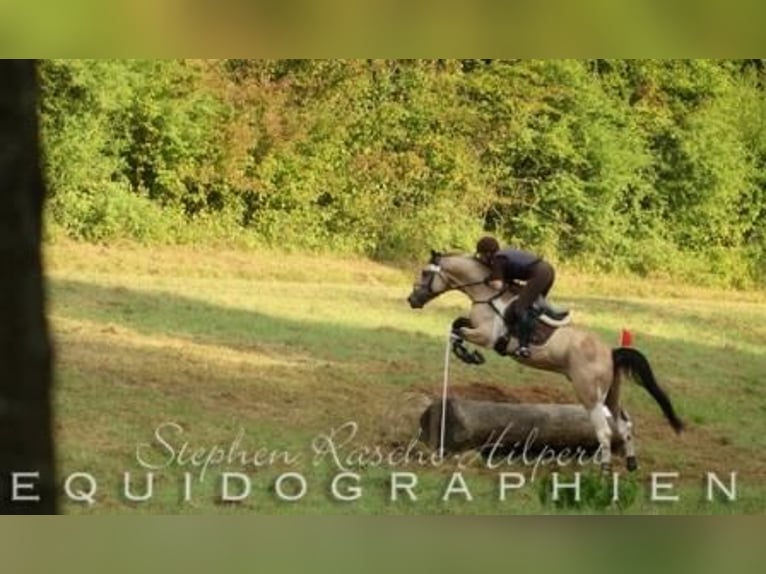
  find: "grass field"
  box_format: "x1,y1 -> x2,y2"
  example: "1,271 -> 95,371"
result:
46,240 -> 766,514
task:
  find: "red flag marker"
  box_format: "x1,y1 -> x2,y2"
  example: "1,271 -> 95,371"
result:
619,329 -> 633,347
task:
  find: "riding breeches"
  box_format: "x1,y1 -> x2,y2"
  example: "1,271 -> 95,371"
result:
514,260 -> 555,312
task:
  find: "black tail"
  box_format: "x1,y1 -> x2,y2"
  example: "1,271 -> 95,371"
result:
612,347 -> 684,434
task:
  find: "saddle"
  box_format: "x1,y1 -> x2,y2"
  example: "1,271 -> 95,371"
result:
502,295 -> 571,327
494,296 -> 570,356
450,297 -> 571,365
532,295 -> 570,326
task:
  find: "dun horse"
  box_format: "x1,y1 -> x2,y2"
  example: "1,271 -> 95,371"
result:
407,250 -> 683,472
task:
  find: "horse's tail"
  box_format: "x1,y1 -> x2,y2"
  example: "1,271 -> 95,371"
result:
612,347 -> 684,434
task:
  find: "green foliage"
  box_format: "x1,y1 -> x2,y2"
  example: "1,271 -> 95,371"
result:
40,59 -> 240,244
537,471 -> 639,512
39,59 -> 766,286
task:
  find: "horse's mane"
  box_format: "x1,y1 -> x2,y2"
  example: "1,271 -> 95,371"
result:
439,251 -> 491,270
441,250 -> 471,257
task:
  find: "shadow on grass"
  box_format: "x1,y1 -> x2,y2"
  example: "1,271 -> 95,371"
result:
51,278 -> 441,368
50,278 -> 766,454
54,326 -> 346,441
50,278 -> 766,387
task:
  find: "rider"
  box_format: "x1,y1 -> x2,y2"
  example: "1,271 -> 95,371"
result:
475,235 -> 556,358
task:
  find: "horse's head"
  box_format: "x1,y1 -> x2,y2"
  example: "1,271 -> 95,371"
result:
407,250 -> 448,309
407,250 -> 490,309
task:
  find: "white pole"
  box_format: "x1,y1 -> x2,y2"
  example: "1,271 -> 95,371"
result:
440,328 -> 452,459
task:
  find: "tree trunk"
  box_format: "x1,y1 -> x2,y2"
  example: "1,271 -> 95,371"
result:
420,398 -> 623,454
0,60 -> 56,513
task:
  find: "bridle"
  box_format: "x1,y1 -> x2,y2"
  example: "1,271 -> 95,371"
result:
421,254 -> 531,331
421,255 -> 507,305
418,254 -> 509,367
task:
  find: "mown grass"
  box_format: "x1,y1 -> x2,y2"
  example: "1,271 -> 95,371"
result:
46,240 -> 766,514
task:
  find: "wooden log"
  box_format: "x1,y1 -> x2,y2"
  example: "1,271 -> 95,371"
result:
420,398 -> 623,454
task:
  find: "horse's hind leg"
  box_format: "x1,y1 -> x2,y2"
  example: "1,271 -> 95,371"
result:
618,409 -> 638,472
606,373 -> 638,472
588,403 -> 613,474
572,372 -> 613,474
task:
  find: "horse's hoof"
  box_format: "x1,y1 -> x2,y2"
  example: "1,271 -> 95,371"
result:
493,336 -> 509,355
626,456 -> 638,472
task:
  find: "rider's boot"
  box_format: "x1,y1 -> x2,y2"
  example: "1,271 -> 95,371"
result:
512,308 -> 534,359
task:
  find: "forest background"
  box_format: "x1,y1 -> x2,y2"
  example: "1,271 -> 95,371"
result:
40,59 -> 766,287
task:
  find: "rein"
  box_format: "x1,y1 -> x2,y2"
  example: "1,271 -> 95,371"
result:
422,255 -> 508,368
425,262 -> 495,296
426,262 -> 507,318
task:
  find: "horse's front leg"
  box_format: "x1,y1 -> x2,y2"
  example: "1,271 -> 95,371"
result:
459,323 -> 497,349
460,307 -> 504,349
449,317 -> 488,365
451,309 -> 502,349
450,316 -> 494,348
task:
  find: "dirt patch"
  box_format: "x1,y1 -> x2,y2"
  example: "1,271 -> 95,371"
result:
413,381 -> 573,405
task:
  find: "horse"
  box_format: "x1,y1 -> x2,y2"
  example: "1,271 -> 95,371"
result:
406,250 -> 683,473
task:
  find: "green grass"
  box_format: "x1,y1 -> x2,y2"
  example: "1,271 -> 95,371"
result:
46,240 -> 766,514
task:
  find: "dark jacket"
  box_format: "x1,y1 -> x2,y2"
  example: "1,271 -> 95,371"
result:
489,248 -> 541,283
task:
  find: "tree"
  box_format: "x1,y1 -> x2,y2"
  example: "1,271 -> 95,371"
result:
0,60 -> 56,513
